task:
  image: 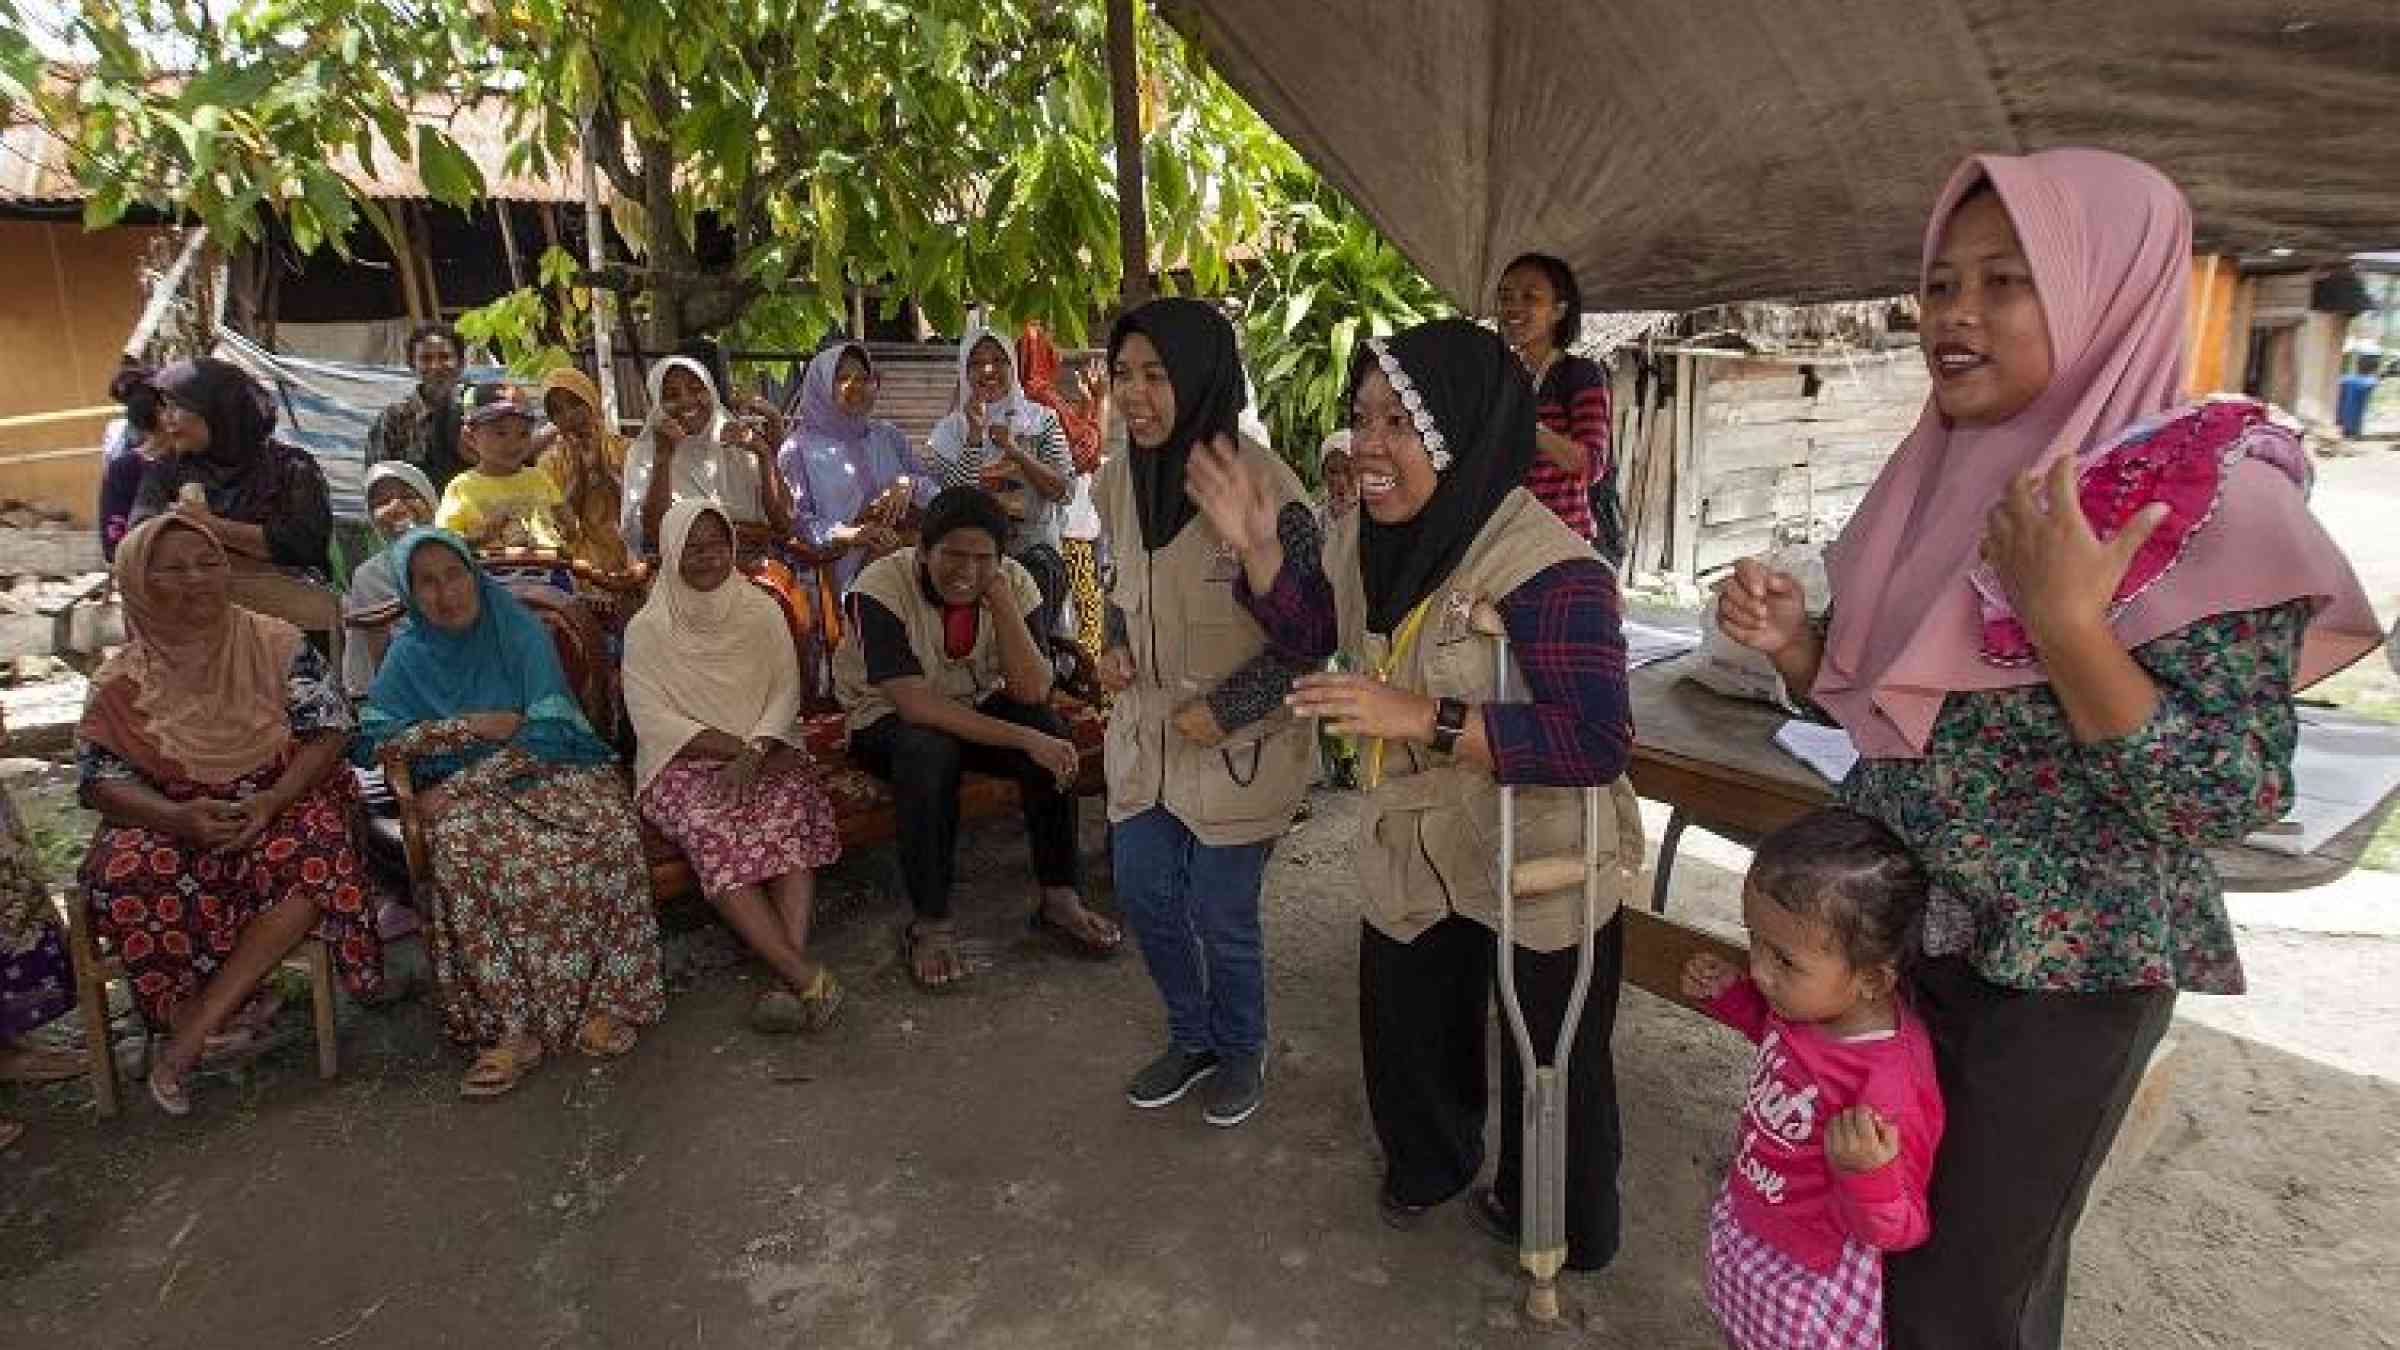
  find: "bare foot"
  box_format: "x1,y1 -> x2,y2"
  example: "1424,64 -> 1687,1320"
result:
1037,888 -> 1123,954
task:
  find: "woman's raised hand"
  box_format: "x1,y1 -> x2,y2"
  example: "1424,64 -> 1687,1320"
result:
1980,457 -> 2167,649
1185,434 -> 1277,558
1714,558 -> 1809,657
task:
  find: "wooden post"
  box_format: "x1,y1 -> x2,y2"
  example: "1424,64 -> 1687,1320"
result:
495,201 -> 527,292
538,203 -> 562,252
414,204 -> 446,320
1672,354 -> 1704,578
390,204 -> 428,324
580,112 -> 621,427
1105,0 -> 1151,308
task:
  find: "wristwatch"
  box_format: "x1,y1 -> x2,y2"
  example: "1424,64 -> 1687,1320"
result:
1429,697 -> 1469,754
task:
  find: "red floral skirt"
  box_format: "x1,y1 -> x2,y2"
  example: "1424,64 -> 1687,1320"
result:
81,761 -> 385,1031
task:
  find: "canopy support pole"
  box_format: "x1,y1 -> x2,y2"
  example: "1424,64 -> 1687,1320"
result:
1107,0 -> 1151,308
581,111 -> 621,428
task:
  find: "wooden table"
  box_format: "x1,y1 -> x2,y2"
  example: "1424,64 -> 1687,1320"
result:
1627,659 -> 2393,907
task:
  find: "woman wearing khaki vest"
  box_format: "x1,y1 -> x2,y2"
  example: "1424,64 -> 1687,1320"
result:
1097,298 -> 1335,1129
1288,319 -> 1640,1273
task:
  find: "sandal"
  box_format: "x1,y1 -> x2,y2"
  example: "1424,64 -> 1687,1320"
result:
899,921 -> 966,992
793,967 -> 843,1032
1030,903 -> 1122,960
749,988 -> 807,1035
148,1061 -> 192,1118
0,1118 -> 22,1150
460,1035 -> 542,1099
575,1013 -> 637,1059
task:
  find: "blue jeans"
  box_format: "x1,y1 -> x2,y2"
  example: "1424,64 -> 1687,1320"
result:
1112,807 -> 1273,1059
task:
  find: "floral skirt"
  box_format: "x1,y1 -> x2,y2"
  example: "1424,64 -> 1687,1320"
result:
81,765 -> 386,1032
1704,1192 -> 1884,1350
1062,538 -> 1105,668
639,756 -> 840,898
422,755 -> 664,1052
1,783 -> 70,1038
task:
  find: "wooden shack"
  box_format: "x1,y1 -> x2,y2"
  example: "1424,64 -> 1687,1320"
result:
1613,340 -> 1928,581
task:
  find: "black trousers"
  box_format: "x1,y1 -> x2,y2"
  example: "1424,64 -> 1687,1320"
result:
1884,957 -> 2177,1350
848,695 -> 1081,922
1358,911 -> 1625,1272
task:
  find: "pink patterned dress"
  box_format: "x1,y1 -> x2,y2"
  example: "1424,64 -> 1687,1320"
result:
638,755 -> 839,897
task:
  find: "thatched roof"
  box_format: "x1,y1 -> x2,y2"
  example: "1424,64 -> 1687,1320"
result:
1161,0 -> 2400,312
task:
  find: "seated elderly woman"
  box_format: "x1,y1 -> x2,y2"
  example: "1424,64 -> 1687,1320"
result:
357,530 -> 664,1099
834,486 -> 1120,991
625,502 -> 843,1033
78,516 -> 385,1117
341,462 -> 440,698
128,357 -> 333,582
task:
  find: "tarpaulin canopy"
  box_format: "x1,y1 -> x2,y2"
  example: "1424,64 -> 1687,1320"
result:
1160,0 -> 2400,311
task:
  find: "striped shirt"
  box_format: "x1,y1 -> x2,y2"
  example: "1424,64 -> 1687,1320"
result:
1525,354 -> 1612,540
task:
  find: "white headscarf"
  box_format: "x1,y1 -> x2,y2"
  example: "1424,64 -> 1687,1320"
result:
931,323 -> 1049,452
619,356 -> 766,553
621,499 -> 802,792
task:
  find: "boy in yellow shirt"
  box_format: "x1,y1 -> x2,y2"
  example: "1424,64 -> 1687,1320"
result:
435,383 -> 569,552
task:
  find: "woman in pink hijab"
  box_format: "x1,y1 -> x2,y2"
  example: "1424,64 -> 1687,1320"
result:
1717,148 -> 2378,1349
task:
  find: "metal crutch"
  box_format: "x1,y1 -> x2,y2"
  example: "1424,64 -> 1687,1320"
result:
1475,601 -> 1610,1328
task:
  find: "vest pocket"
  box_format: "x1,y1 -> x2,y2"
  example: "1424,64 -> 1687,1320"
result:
1195,720 -> 1310,824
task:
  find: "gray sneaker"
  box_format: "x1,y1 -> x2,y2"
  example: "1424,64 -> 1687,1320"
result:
1202,1052 -> 1266,1128
1126,1047 -> 1219,1108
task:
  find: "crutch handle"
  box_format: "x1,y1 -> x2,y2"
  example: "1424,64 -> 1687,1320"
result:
1511,855 -> 1589,898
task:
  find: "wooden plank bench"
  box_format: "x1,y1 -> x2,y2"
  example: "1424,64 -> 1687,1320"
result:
356,552 -> 1105,908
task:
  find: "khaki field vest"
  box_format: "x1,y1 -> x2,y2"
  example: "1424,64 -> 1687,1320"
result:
1329,489 -> 1644,952
1099,438 -> 1317,846
832,548 -> 1044,733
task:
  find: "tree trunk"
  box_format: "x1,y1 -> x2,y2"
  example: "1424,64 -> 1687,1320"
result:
1106,0 -> 1151,309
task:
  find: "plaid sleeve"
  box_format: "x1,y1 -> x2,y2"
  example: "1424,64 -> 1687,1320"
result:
1481,559 -> 1633,786
1231,502 -> 1337,666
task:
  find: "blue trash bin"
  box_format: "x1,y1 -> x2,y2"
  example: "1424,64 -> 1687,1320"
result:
2337,373 -> 2379,438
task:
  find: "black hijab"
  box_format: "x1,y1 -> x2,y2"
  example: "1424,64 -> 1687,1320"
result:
1352,319 -> 1536,633
1107,298 -> 1248,551
150,358 -> 291,516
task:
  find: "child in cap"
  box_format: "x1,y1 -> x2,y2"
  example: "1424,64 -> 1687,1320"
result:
436,383 -> 570,553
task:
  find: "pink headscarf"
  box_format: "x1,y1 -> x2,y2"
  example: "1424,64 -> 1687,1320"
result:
1818,148 -> 2379,759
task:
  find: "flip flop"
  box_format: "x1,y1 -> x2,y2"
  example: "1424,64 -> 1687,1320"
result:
1030,905 -> 1122,960
460,1037 -> 541,1099
148,1062 -> 192,1118
749,988 -> 808,1035
793,967 -> 843,1032
575,1013 -> 637,1059
898,922 -> 965,992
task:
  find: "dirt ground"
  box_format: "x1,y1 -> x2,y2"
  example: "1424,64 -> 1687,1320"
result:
2,783 -> 2396,1350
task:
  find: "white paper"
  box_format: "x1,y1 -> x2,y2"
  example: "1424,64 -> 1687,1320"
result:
2242,711 -> 2400,856
1622,618 -> 1702,671
1683,595 -> 1792,705
1774,720 -> 1859,784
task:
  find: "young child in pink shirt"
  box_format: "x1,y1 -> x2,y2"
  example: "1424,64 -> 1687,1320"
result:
1682,808 -> 1944,1349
